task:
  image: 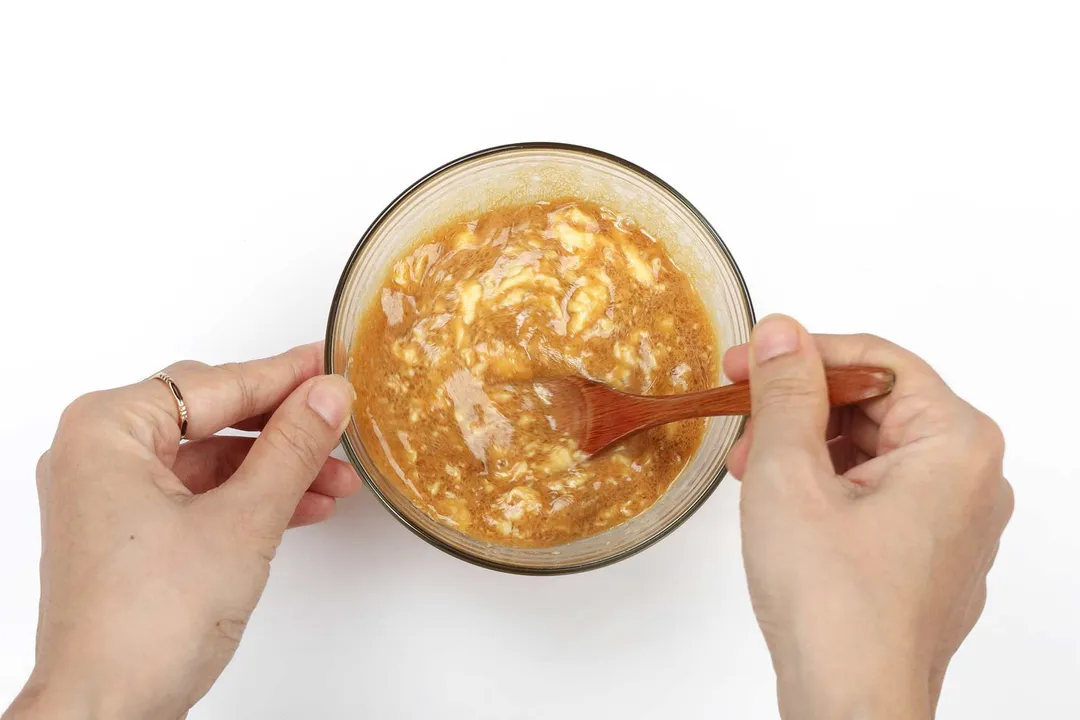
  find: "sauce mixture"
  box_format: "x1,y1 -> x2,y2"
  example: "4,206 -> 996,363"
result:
350,199 -> 717,547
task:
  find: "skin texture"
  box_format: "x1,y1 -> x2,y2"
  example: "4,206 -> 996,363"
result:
4,342 -> 361,720
725,316 -> 1013,719
3,322 -> 1013,719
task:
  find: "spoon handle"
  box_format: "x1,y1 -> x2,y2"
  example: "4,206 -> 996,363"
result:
643,366 -> 895,422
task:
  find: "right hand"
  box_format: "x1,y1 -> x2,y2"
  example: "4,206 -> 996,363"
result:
723,316 -> 1013,719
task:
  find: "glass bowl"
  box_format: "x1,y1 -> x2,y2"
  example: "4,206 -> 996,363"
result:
325,143 -> 754,574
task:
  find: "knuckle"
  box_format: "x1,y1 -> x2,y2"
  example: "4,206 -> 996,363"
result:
217,362 -> 258,418
57,391 -> 107,434
166,359 -> 208,375
952,408 -> 1005,480
282,349 -> 310,387
945,412 -> 1006,505
852,332 -> 886,347
60,392 -> 96,421
35,451 -> 51,491
892,394 -> 952,438
998,478 -> 1015,523
755,375 -> 821,412
976,412 -> 1006,458
263,422 -> 324,471
851,333 -> 944,386
850,333 -> 892,364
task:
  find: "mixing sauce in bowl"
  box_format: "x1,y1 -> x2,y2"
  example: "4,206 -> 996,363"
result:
350,198 -> 717,547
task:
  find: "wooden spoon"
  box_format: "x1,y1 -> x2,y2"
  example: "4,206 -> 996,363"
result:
537,366 -> 895,456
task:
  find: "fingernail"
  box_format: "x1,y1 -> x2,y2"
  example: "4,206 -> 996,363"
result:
752,315 -> 801,364
307,376 -> 355,428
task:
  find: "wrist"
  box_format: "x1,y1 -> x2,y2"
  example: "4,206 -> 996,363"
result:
773,645 -> 932,719
777,677 -> 932,720
4,673 -> 127,720
4,686 -> 82,720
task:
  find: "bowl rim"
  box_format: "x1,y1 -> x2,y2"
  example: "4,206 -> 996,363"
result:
325,141 -> 755,575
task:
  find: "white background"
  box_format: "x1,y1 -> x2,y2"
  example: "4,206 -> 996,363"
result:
2,1 -> 1078,717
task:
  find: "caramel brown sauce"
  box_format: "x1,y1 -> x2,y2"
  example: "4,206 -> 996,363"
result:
350,199 -> 717,547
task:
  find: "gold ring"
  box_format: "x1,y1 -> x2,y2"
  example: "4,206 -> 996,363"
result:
152,371 -> 189,438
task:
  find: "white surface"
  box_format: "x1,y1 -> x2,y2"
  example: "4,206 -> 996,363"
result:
1,1 -> 1078,717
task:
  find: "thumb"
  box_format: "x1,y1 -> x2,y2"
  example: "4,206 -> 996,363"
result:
745,315 -> 830,469
222,374 -> 355,537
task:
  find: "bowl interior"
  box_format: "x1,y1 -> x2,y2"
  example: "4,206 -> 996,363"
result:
327,144 -> 753,573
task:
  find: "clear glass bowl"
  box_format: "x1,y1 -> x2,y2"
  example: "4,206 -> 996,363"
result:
325,143 -> 755,574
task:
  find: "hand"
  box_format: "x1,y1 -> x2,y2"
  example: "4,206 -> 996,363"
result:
724,316 -> 1013,719
4,343 -> 361,720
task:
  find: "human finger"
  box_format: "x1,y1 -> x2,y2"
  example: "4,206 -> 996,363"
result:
217,374 -> 354,538
134,342 -> 325,452
744,315 -> 832,473
287,491 -> 338,528
173,435 -> 361,498
725,422 -> 752,480
724,333 -> 950,425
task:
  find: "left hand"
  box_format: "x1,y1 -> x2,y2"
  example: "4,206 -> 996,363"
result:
5,342 -> 360,720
